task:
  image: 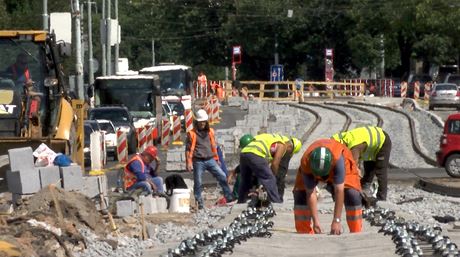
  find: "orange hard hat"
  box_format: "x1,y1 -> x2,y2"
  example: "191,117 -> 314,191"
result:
143,146 -> 158,159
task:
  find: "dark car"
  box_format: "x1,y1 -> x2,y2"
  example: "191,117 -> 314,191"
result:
405,74 -> 433,97
444,74 -> 460,87
88,106 -> 138,153
392,78 -> 401,97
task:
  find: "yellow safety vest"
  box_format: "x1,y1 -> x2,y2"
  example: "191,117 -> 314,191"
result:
241,133 -> 285,160
332,126 -> 385,161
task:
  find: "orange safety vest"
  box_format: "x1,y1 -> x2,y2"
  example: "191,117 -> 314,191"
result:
123,154 -> 145,190
294,139 -> 361,191
293,139 -> 362,234
12,64 -> 30,82
198,74 -> 207,87
186,128 -> 218,167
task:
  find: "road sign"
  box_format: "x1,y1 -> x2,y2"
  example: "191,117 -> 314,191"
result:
270,65 -> 284,81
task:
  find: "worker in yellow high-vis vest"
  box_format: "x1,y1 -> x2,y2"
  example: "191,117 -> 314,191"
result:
332,126 -> 392,201
238,133 -> 302,203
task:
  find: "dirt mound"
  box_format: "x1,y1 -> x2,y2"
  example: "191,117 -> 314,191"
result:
24,187 -> 107,235
0,187 -> 108,256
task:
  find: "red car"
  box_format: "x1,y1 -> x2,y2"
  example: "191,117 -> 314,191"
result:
436,113 -> 460,178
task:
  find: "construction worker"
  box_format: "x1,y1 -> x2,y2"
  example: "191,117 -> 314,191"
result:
331,126 -> 391,201
197,71 -> 208,98
293,139 -> 363,234
185,109 -> 234,209
6,53 -> 33,87
238,133 -> 302,203
227,134 -> 256,199
123,146 -> 160,194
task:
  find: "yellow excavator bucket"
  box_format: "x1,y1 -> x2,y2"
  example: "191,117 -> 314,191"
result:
0,240 -> 21,256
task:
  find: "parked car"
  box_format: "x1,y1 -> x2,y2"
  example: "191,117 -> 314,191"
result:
96,119 -> 117,160
436,113 -> 460,178
88,106 -> 137,153
444,73 -> 460,87
428,83 -> 460,110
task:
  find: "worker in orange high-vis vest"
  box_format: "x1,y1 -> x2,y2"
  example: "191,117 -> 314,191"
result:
197,71 -> 208,98
6,53 -> 33,87
185,109 -> 234,209
124,146 -> 160,194
293,138 -> 363,235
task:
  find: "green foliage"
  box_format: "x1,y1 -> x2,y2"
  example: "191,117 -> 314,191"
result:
1,0 -> 460,80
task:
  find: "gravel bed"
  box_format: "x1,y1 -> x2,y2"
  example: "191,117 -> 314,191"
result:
402,108 -> 443,159
289,104 -> 347,169
326,104 -> 378,128
350,104 -> 433,168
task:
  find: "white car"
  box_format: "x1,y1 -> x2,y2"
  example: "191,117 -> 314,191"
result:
96,119 -> 117,160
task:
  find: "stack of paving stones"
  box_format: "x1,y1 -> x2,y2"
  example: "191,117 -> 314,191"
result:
115,196 -> 168,217
165,145 -> 186,172
7,147 -> 85,204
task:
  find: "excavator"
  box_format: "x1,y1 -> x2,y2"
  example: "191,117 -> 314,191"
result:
0,30 -> 75,186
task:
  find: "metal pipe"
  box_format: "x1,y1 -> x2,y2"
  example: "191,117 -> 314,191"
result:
88,0 -> 94,87
101,0 -> 106,76
106,0 -> 112,75
42,0 -> 48,31
73,0 -> 84,100
114,0 -> 119,73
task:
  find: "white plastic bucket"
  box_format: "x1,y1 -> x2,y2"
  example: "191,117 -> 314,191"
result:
169,189 -> 191,213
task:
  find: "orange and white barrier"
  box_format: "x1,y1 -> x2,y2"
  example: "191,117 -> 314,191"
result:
137,127 -> 148,152
172,115 -> 183,145
424,83 -> 431,102
414,81 -> 420,100
401,81 -> 407,98
210,96 -> 220,124
184,109 -> 194,132
161,117 -> 171,149
116,129 -> 128,163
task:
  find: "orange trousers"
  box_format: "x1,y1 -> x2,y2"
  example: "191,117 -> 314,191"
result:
293,189 -> 362,233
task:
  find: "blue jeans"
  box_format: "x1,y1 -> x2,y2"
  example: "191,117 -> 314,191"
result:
150,176 -> 164,193
127,180 -> 153,194
193,158 -> 233,206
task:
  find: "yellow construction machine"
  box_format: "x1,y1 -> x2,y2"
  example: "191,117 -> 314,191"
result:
0,30 -> 76,182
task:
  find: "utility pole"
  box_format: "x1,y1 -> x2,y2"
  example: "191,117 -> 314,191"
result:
106,0 -> 112,75
87,0 -> 94,87
152,39 -> 155,66
73,0 -> 84,100
42,0 -> 48,31
114,0 -> 119,74
380,34 -> 385,79
101,0 -> 107,76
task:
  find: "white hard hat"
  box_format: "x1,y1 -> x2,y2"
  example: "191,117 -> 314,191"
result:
195,109 -> 208,122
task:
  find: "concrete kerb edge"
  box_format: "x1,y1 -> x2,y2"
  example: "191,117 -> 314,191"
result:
402,98 -> 444,128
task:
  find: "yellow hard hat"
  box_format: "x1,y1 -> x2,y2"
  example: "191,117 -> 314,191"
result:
291,137 -> 302,154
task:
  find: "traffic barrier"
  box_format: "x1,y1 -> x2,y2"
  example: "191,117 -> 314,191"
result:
401,81 -> 407,98
145,125 -> 154,147
414,81 -> 420,100
116,129 -> 128,164
161,117 -> 171,149
137,127 -> 148,152
90,131 -> 105,172
210,96 -> 220,124
184,109 -> 194,132
424,83 -> 431,103
172,115 -> 183,145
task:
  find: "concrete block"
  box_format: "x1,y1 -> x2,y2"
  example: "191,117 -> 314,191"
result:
59,165 -> 83,191
8,147 -> 34,171
227,97 -> 243,107
116,200 -> 134,217
138,195 -> 157,214
156,197 -> 168,213
38,166 -> 61,189
7,168 -> 41,194
82,175 -> 107,199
